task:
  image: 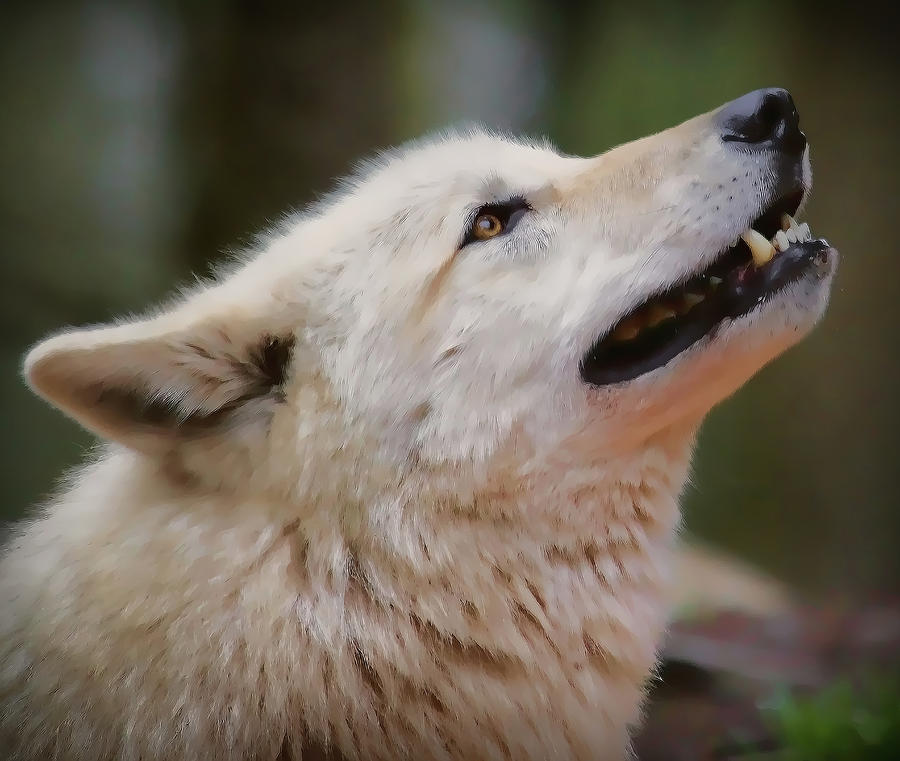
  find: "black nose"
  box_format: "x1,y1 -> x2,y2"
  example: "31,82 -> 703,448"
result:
718,88 -> 806,156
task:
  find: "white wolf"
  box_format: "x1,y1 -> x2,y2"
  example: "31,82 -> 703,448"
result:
0,89 -> 836,760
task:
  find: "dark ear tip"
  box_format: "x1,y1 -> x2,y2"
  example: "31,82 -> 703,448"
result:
21,327 -> 296,447
254,334 -> 295,388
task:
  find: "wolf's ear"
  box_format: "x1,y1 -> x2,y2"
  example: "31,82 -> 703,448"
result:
24,311 -> 295,451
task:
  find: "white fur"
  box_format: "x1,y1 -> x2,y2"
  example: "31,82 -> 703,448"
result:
1,101 -> 836,761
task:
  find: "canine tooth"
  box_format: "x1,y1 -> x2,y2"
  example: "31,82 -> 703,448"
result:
781,213 -> 796,232
611,318 -> 641,342
709,276 -> 722,289
741,229 -> 776,267
798,222 -> 811,241
774,230 -> 790,252
645,304 -> 677,328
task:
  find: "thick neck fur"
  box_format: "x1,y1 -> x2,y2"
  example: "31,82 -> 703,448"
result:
1,416 -> 693,761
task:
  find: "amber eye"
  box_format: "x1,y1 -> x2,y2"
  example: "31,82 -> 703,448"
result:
473,213 -> 503,240
461,197 -> 531,248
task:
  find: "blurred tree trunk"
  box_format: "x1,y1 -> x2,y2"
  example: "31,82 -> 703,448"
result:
174,2 -> 401,274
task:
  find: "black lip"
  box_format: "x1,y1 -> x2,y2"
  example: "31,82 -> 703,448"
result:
579,238 -> 834,387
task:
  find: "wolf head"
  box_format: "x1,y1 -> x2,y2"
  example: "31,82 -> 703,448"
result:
24,89 -> 837,490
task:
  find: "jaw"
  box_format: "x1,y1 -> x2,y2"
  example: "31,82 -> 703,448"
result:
582,238 -> 835,384
584,254 -> 837,448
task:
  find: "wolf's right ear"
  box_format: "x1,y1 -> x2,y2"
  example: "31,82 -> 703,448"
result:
24,309 -> 295,452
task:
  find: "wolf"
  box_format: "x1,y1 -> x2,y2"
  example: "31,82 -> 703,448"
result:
0,88 -> 836,760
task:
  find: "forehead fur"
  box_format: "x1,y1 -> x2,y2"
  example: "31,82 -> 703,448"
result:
357,127 -> 562,185
310,129 -> 568,220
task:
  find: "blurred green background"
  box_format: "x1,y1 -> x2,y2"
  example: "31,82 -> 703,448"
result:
0,0 -> 897,598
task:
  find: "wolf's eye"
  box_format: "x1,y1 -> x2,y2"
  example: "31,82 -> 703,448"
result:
461,197 -> 531,248
473,214 -> 503,240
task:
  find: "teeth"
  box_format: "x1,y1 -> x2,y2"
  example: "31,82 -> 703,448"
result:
682,292 -> 705,310
741,229 -> 776,268
611,317 -> 642,342
606,210 -> 818,347
684,292 -> 705,306
645,304 -> 677,328
780,213 -> 813,244
774,230 -> 790,252
612,300 -> 679,342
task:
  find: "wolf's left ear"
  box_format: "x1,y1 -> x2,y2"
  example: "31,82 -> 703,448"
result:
24,309 -> 295,452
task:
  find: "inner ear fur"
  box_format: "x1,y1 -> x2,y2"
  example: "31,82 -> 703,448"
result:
24,317 -> 295,451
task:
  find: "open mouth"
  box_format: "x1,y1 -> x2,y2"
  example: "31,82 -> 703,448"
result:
580,192 -> 834,386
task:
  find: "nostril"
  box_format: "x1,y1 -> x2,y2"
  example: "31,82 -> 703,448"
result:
757,93 -> 785,138
719,88 -> 805,155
